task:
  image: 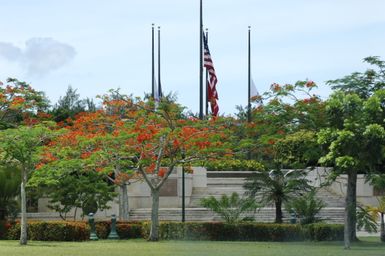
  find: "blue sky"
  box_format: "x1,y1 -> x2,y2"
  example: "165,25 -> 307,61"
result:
1,0 -> 385,115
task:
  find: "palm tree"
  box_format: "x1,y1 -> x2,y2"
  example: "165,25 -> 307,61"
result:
367,197 -> 385,242
244,169 -> 310,223
200,192 -> 259,224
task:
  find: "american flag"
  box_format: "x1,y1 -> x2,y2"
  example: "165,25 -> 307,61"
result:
203,33 -> 219,116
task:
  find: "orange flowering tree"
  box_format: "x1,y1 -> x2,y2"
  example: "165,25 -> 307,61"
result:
97,95 -> 232,241
0,78 -> 49,129
235,80 -> 326,167
33,94 -> 231,239
31,110 -> 133,220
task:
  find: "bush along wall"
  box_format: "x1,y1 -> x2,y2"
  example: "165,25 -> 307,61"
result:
2,221 -> 343,242
302,223 -> 344,241
0,220 -> 11,239
205,159 -> 265,172
6,221 -> 90,241
94,221 -> 143,239
142,222 -> 344,242
4,221 -> 143,241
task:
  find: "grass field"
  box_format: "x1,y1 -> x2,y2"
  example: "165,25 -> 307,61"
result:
0,237 -> 384,256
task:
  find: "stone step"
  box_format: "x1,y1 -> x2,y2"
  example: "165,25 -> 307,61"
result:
207,178 -> 247,185
199,178 -> 346,209
128,207 -> 344,224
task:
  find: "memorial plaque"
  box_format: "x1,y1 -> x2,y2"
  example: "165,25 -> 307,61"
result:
159,178 -> 178,196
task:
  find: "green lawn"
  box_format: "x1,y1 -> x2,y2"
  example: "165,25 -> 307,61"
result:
0,237 -> 384,256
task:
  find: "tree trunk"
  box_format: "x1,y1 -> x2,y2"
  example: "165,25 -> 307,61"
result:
380,212 -> 385,242
149,189 -> 160,241
344,171 -> 357,249
275,199 -> 283,223
19,169 -> 28,245
119,184 -> 129,221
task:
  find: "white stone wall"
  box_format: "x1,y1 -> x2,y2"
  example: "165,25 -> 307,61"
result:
37,166 -> 201,218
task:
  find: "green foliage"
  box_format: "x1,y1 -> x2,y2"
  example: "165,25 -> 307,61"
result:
2,220 -> 344,242
274,130 -> 322,169
142,222 -> 343,241
318,90 -> 385,174
200,192 -> 259,224
50,86 -> 96,123
6,221 -> 89,241
356,206 -> 378,233
31,169 -> 116,220
94,221 -> 143,239
286,189 -> 326,224
320,70 -> 385,246
244,169 -> 311,223
302,223 -> 344,241
0,166 -> 20,220
116,223 -> 143,239
0,78 -> 49,129
0,123 -> 57,171
205,159 -> 265,172
0,220 -> 11,239
327,56 -> 385,99
5,221 -> 142,241
233,79 -> 326,166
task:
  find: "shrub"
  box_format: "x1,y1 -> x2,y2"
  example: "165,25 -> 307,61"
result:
6,220 -> 144,241
205,159 -> 265,172
116,223 -> 142,239
95,221 -> 111,239
3,220 -> 343,242
200,192 -> 259,224
6,221 -> 89,241
142,222 -> 343,242
0,220 -> 11,239
95,221 -> 143,239
286,189 -> 326,224
303,223 -> 344,241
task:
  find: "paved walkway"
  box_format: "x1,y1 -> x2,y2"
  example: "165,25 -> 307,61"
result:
357,230 -> 380,237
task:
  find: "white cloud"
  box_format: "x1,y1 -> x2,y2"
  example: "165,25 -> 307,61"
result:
0,37 -> 76,76
0,42 -> 22,61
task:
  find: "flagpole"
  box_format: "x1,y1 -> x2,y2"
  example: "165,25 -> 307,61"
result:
199,0 -> 204,119
158,26 -> 162,99
152,23 -> 155,98
248,26 -> 251,123
205,28 -> 209,116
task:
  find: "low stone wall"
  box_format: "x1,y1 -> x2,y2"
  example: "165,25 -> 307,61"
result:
127,167 -> 194,208
35,166 -> 382,220
37,167 -> 206,218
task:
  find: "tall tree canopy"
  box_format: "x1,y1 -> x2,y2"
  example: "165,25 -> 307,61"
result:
318,89 -> 385,248
0,123 -> 56,245
0,78 -> 48,129
35,94 -> 232,241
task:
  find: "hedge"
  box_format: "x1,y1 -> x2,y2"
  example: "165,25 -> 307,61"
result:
205,159 -> 265,172
4,221 -> 143,241
142,222 -> 344,241
302,223 -> 344,241
0,220 -> 10,239
6,221 -> 90,241
95,221 -> 143,239
2,221 -> 343,242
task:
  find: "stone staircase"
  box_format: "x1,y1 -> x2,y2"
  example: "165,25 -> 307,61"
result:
129,174 -> 346,223
129,207 -> 344,224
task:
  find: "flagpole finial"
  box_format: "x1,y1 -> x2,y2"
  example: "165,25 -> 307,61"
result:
205,28 -> 208,32
158,26 -> 160,30
152,23 -> 155,27
248,26 -> 251,30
